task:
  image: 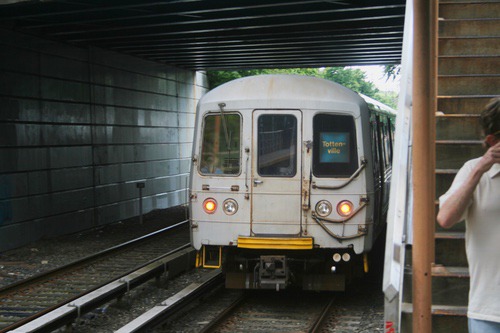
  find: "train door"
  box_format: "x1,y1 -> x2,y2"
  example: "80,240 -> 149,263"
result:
251,110 -> 302,235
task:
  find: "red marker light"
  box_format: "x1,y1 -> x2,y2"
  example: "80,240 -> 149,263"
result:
337,200 -> 353,217
203,198 -> 217,214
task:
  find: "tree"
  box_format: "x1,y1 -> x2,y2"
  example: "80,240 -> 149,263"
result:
383,64 -> 401,81
207,67 -> 382,102
322,67 -> 379,98
207,68 -> 321,89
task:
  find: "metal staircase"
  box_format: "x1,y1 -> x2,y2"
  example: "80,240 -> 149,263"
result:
399,0 -> 499,331
432,1 -> 499,331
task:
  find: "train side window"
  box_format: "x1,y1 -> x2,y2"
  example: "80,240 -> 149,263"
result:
379,116 -> 392,168
387,118 -> 394,163
199,113 -> 241,175
257,114 -> 297,177
371,116 -> 381,178
313,114 -> 358,177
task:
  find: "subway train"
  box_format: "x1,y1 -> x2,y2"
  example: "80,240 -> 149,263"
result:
189,75 -> 396,291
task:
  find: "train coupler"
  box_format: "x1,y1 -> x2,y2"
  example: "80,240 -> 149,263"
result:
257,255 -> 289,291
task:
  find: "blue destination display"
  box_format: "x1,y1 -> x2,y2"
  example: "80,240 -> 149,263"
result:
320,132 -> 350,163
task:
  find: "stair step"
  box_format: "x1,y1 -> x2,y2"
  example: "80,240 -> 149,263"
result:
432,265 -> 469,306
439,56 -> 499,75
439,37 -> 500,56
435,141 -> 484,170
436,231 -> 467,267
432,265 -> 469,278
436,114 -> 482,140
439,18 -> 500,37
438,95 -> 496,114
402,303 -> 468,316
402,265 -> 469,306
401,303 -> 468,333
402,268 -> 469,305
436,231 -> 465,240
439,2 -> 500,19
438,75 -> 500,95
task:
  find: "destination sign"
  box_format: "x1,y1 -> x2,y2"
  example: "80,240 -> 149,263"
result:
319,132 -> 350,163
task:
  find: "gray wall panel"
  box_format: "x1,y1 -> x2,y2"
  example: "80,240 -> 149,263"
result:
92,126 -> 179,145
0,123 -> 91,147
2,98 -> 41,122
0,72 -> 40,98
0,210 -> 95,251
95,160 -> 181,185
93,106 -> 178,127
49,147 -> 93,168
41,78 -> 90,102
41,101 -> 91,124
93,144 -> 180,165
4,188 -> 95,225
0,174 -> 28,199
40,54 -> 89,81
0,148 -> 50,173
94,86 -> 178,111
0,47 -> 39,74
0,29 -> 209,251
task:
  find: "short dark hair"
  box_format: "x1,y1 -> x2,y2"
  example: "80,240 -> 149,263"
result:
480,97 -> 500,137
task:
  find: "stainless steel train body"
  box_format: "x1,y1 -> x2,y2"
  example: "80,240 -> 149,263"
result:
189,75 -> 396,290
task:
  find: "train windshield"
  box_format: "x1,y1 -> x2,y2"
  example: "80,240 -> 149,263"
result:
257,114 -> 297,177
199,113 -> 241,175
313,114 -> 358,177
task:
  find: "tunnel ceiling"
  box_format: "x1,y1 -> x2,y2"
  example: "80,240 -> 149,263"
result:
0,0 -> 406,70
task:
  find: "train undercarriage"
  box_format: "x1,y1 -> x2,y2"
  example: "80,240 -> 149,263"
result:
201,246 -> 367,291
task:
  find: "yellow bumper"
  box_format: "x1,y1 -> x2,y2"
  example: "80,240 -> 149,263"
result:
237,236 -> 313,250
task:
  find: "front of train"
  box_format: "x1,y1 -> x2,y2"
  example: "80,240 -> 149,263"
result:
190,75 -> 388,291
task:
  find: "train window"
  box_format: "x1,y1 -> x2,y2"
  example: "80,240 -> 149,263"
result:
313,114 -> 358,177
199,113 -> 241,175
257,114 -> 297,177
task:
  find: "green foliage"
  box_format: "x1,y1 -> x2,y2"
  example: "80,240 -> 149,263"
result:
207,68 -> 322,89
383,64 -> 401,81
322,67 -> 379,97
207,66 -> 396,107
375,91 -> 398,109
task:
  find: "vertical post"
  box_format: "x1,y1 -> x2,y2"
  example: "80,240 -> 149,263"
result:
412,0 -> 437,331
137,182 -> 145,224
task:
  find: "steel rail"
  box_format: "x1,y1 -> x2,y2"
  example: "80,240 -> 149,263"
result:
0,220 -> 189,333
0,219 -> 188,295
308,297 -> 336,333
197,292 -> 247,333
9,244 -> 195,333
115,269 -> 224,333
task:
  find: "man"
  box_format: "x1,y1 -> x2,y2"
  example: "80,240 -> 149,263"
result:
437,97 -> 500,332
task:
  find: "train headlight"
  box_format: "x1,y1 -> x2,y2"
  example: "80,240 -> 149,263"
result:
203,198 -> 217,214
337,200 -> 354,217
223,199 -> 238,215
315,200 -> 332,217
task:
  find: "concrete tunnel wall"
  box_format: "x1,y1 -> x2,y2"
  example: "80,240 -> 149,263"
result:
0,29 -> 209,251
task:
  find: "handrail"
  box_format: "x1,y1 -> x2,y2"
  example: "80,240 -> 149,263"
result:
312,215 -> 368,241
312,159 -> 367,190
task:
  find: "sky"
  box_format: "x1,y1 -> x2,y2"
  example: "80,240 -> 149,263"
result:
351,65 -> 401,93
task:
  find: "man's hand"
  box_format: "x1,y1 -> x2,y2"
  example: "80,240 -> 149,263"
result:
475,140 -> 500,174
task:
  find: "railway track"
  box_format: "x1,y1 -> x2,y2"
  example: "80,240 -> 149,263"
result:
0,220 -> 190,332
135,274 -> 384,332
121,281 -> 334,332
196,290 -> 334,333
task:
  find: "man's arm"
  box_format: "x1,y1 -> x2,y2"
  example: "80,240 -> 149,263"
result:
437,141 -> 500,229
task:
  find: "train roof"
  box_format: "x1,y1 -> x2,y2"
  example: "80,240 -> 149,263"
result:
199,75 -> 396,117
